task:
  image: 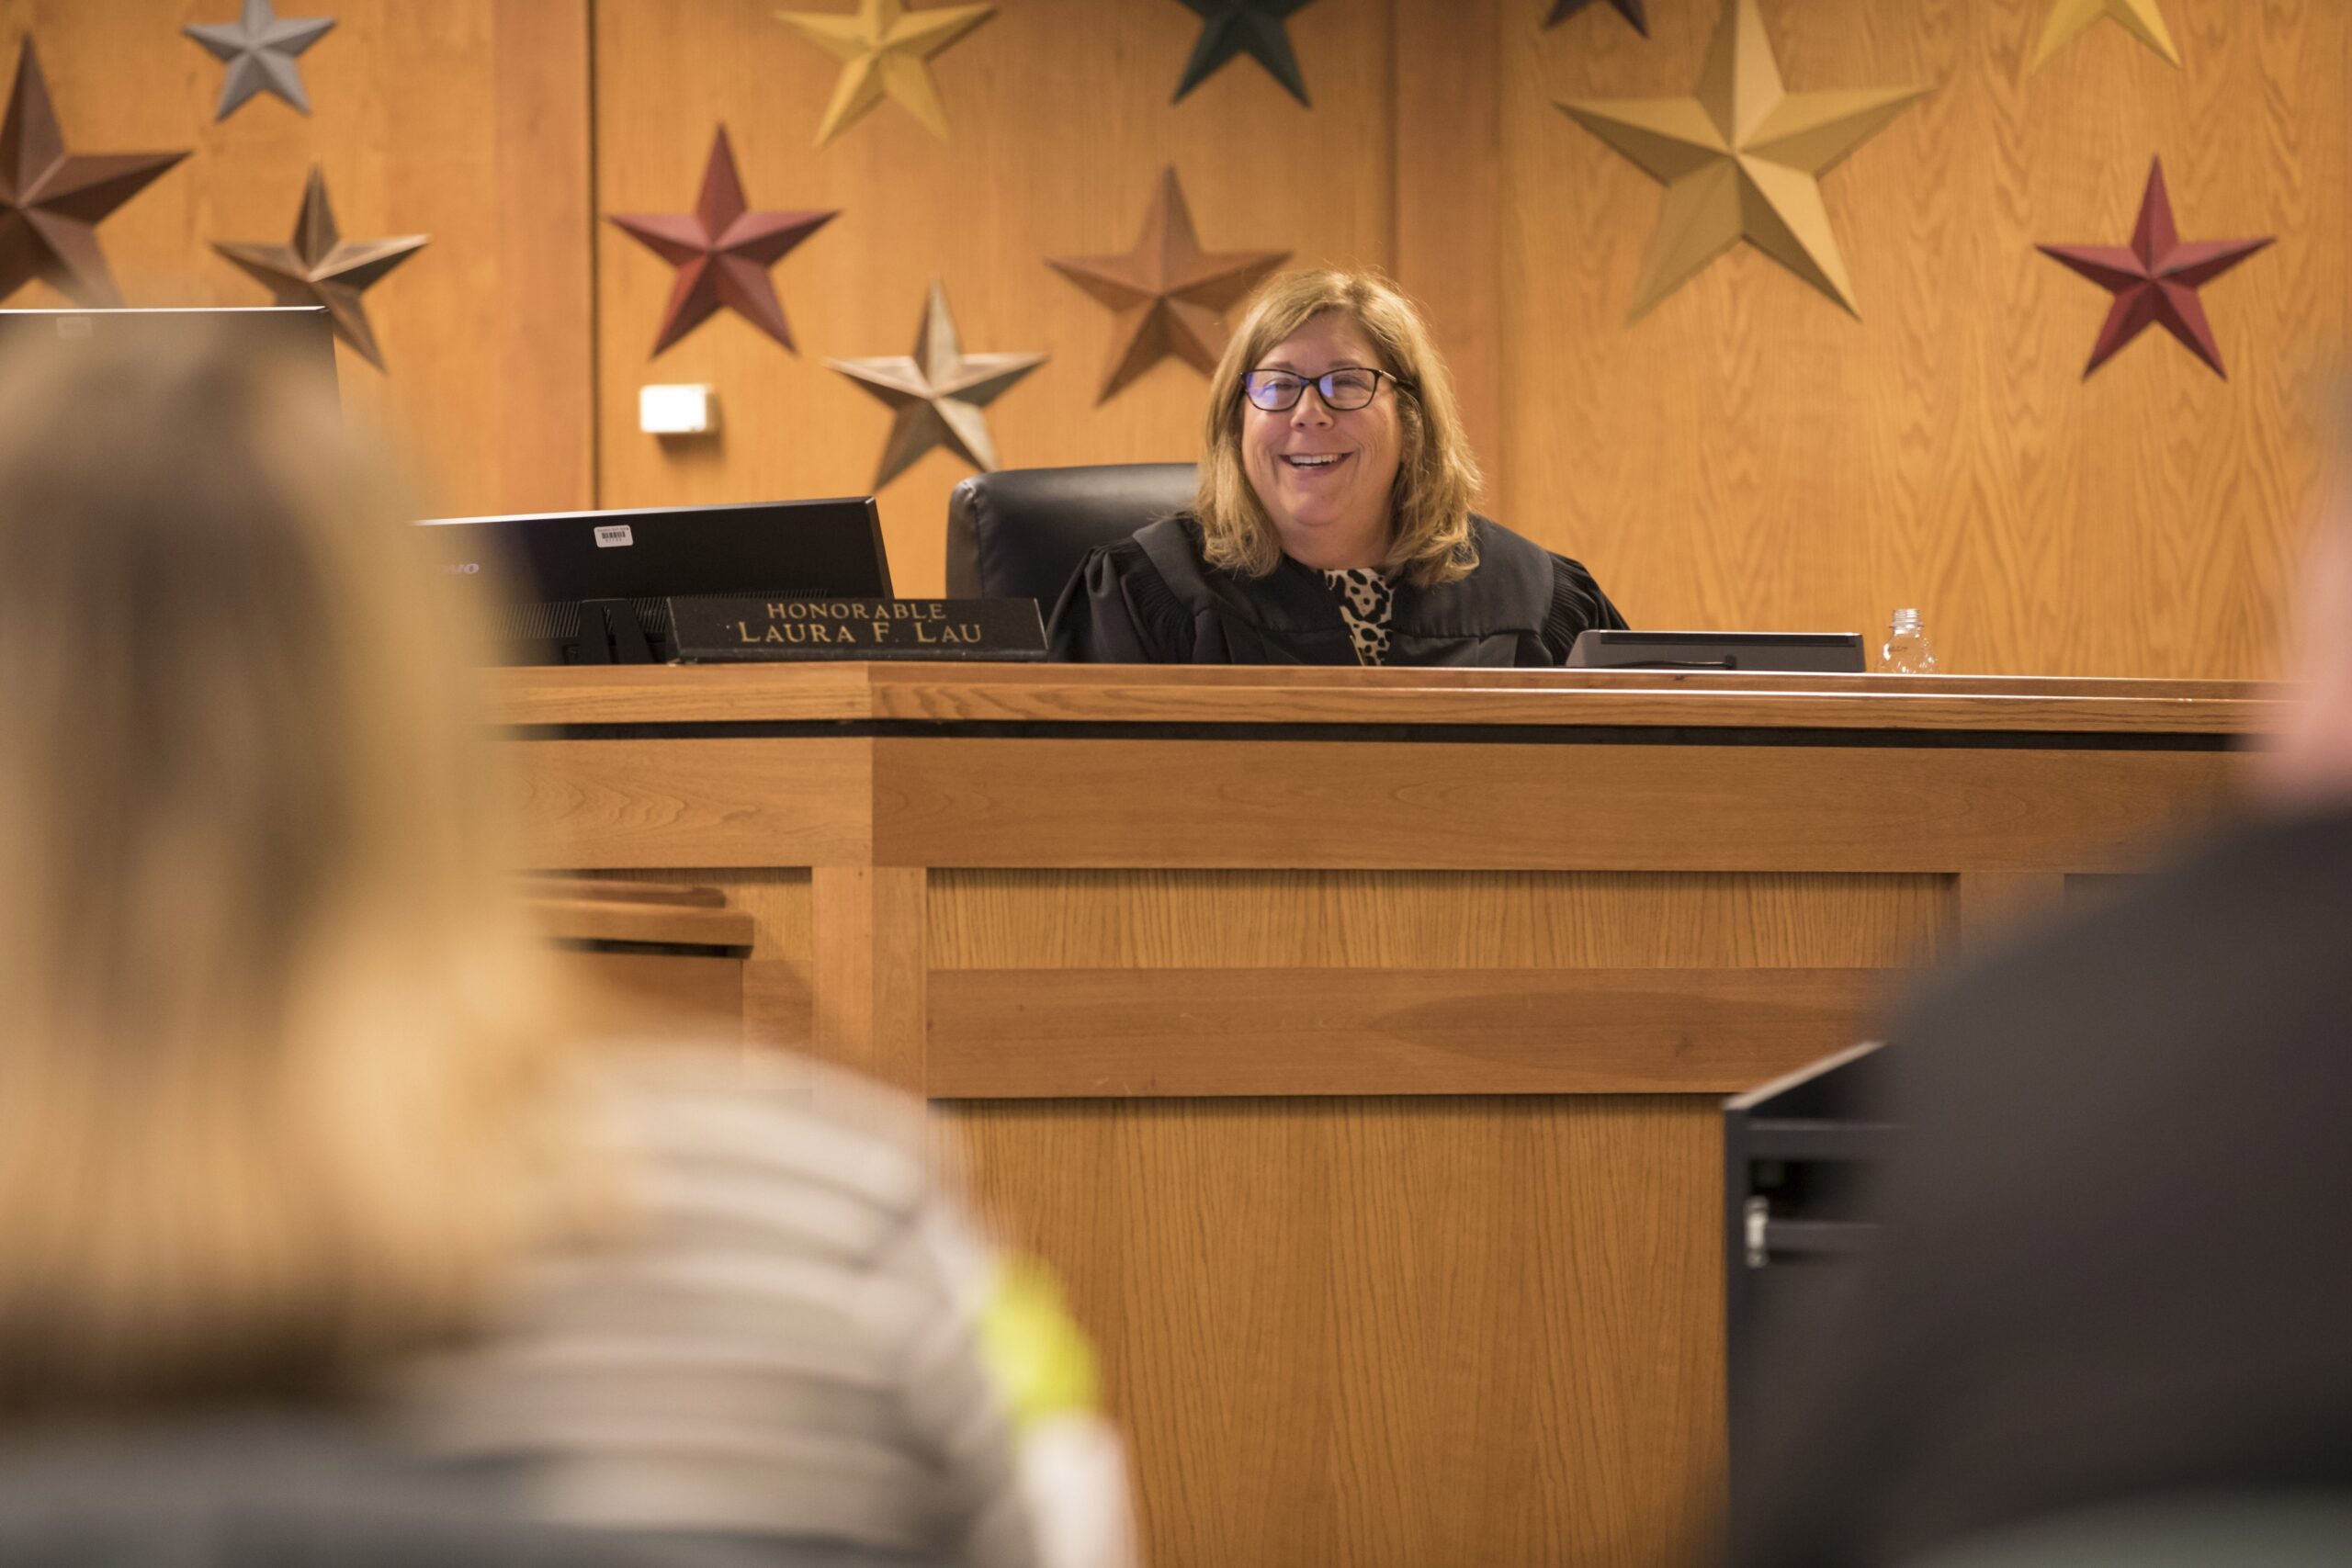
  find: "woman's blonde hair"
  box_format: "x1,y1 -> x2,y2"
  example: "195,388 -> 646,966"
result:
1194,268 -> 1482,587
0,330 -> 572,1417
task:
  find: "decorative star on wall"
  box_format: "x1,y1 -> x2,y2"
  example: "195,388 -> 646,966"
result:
0,42 -> 187,307
827,281 -> 1046,487
1544,0 -> 1648,35
1047,167 -> 1288,403
608,128 -> 839,356
1556,0 -> 1924,319
775,0 -> 995,147
1173,0 -> 1317,107
2036,158 -> 2269,379
184,0 -> 336,119
2029,0 -> 2179,73
212,168 -> 427,370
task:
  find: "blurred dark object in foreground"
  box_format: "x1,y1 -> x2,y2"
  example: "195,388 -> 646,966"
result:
1735,807 -> 2352,1568
1901,1495 -> 2352,1568
1723,1041 -> 1896,1547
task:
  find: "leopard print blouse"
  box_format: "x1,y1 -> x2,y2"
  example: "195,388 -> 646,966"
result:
1321,567 -> 1395,666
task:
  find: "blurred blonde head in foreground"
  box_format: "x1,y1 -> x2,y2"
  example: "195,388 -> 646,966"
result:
0,330 -> 566,1420
2266,398 -> 2352,807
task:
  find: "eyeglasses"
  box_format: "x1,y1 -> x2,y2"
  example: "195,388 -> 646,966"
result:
1240,366 -> 1411,412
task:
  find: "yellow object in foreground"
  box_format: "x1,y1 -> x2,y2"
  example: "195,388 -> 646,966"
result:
976,1257 -> 1102,1429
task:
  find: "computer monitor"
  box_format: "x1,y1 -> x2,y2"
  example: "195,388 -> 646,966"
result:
0,306 -> 338,392
419,498 -> 893,664
1566,630 -> 1866,673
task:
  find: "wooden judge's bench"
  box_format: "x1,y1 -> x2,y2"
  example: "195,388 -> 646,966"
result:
500,664 -> 2276,1568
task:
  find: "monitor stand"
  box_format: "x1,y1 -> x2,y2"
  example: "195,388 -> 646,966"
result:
576,599 -> 656,664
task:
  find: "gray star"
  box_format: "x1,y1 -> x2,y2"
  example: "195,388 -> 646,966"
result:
827,281 -> 1046,488
185,0 -> 335,120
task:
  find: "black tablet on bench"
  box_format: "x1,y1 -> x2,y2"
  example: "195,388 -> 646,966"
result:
1566,630 -> 1867,673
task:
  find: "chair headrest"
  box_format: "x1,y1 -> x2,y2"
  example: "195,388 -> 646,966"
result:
946,462 -> 1197,605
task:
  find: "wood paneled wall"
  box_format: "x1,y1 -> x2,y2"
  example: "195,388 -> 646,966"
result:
17,0 -> 2344,668
0,0 -> 592,514
1518,0 -> 2342,678
590,0 -> 1396,596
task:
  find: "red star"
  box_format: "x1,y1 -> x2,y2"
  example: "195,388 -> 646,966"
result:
607,127 -> 838,356
2037,158 -> 2271,379
0,41 -> 188,307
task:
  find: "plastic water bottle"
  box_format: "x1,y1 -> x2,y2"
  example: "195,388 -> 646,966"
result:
1882,608 -> 1937,673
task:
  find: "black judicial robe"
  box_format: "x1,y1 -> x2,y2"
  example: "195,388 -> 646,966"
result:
1047,513 -> 1626,666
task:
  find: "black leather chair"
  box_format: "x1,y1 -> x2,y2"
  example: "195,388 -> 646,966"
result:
944,462 -> 1196,606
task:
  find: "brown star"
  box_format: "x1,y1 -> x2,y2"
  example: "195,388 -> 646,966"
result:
1046,166 -> 1288,403
608,127 -> 839,356
827,280 -> 1046,487
1544,0 -> 1648,33
213,167 -> 427,371
0,41 -> 187,307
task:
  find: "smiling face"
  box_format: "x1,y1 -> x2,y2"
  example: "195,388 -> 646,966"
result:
1239,311 -> 1404,571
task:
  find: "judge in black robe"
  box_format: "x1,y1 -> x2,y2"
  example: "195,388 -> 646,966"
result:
1046,267 -> 1625,667
1049,510 -> 1623,666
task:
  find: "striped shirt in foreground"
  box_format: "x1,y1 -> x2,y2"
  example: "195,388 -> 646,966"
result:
408,1047 -> 1037,1567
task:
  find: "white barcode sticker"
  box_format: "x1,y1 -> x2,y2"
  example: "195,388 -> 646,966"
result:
594,524 -> 634,548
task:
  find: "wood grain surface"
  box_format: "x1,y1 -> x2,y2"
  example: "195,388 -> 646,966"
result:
485,662 -> 2292,732
563,868 -> 816,1050
811,864 -> 927,1090
944,1094 -> 1726,1568
927,867 -> 1951,968
521,877 -> 751,1043
1951,868 -> 2070,948
871,735 -> 2239,871
928,965 -> 1899,1096
0,0 -> 594,514
1521,0 -> 2343,679
498,684 -> 2254,1568
524,892 -> 752,950
554,948 -> 743,1043
510,736 -> 873,868
1396,0 -> 1501,497
18,0 -> 2335,671
588,0 -> 1394,601
518,875 -> 729,908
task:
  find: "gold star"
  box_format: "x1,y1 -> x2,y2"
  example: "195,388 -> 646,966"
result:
826,281 -> 1046,487
1557,0 -> 1924,319
775,0 -> 995,147
2029,0 -> 2179,72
